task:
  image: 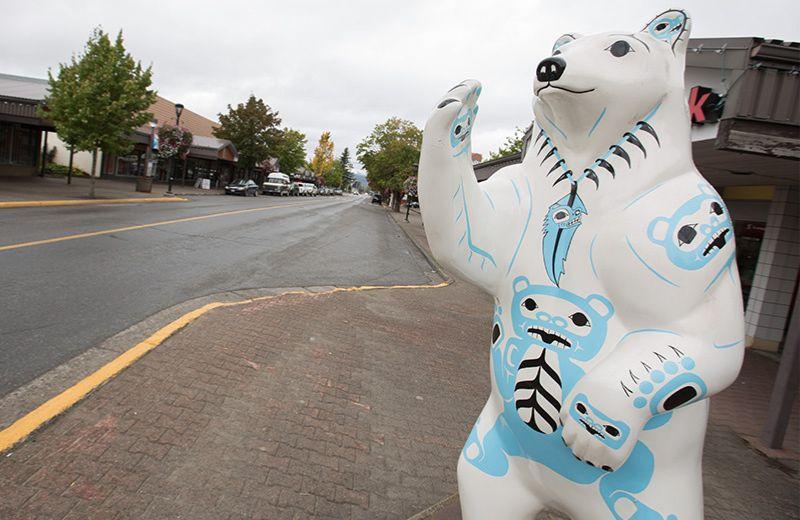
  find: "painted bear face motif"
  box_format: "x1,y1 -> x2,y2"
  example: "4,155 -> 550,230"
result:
449,101 -> 479,158
647,184 -> 733,270
568,393 -> 630,450
511,277 -> 614,362
545,193 -> 587,232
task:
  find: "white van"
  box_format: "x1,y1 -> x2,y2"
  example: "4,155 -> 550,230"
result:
262,172 -> 291,196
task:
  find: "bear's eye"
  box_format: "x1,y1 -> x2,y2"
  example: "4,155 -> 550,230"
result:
569,312 -> 589,327
576,402 -> 587,414
604,425 -> 620,437
523,298 -> 537,311
677,224 -> 697,246
607,40 -> 633,58
454,125 -> 462,135
656,22 -> 668,31
710,202 -> 724,215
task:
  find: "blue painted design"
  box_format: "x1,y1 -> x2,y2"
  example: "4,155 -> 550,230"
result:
569,393 -> 631,450
588,108 -> 606,137
704,252 -> 736,293
647,11 -> 687,45
714,339 -> 742,350
465,277 -> 672,519
542,190 -> 587,285
453,181 -> 497,269
449,103 -> 479,158
543,114 -> 568,141
510,178 -> 521,204
649,372 -> 706,414
625,236 -> 679,287
631,353 -> 706,415
589,235 -> 599,279
484,191 -> 496,211
643,413 -> 673,430
623,181 -> 667,211
506,178 -> 533,275
647,183 -> 733,271
510,277 -> 614,363
617,328 -> 681,347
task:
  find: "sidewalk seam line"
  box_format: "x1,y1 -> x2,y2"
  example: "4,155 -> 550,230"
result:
0,281 -> 450,454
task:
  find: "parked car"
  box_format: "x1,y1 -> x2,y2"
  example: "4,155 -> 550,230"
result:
290,182 -> 302,196
371,193 -> 382,205
225,179 -> 259,196
262,172 -> 291,196
303,183 -> 318,196
333,188 -> 343,196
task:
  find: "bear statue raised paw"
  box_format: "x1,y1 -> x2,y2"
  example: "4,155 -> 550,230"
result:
418,9 -> 744,520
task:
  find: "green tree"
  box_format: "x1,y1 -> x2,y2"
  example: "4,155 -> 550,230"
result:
488,124 -> 532,160
42,28 -> 156,198
274,128 -> 306,174
338,147 -> 354,189
309,131 -> 335,182
356,117 -> 421,211
214,94 -> 282,177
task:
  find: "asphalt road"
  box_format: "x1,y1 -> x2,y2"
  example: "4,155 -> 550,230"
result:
0,195 -> 434,397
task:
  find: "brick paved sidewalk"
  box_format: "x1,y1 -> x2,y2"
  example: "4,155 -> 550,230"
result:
0,282 -> 494,519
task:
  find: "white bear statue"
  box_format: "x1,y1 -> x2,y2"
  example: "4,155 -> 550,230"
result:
418,9 -> 744,520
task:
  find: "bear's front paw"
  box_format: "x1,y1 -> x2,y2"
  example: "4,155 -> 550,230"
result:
560,392 -> 643,471
426,80 -> 482,158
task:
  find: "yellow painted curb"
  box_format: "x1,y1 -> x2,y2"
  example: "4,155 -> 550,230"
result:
0,280 -> 450,453
0,197 -> 189,209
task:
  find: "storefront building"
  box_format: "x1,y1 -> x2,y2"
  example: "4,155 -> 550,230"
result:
0,73 -> 54,176
100,95 -> 238,187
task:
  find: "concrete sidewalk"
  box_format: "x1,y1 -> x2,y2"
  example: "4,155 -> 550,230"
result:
0,175 -> 222,203
0,206 -> 796,519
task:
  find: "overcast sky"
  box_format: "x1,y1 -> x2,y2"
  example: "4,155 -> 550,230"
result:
3,1 -> 798,171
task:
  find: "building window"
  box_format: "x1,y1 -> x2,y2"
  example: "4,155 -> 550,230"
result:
0,122 -> 38,166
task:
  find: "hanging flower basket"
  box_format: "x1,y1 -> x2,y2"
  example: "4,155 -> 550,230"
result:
157,125 -> 193,160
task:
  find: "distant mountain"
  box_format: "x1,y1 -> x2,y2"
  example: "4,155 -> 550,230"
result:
352,172 -> 368,189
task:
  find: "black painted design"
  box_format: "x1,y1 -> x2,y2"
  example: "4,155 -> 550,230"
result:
664,386 -> 697,410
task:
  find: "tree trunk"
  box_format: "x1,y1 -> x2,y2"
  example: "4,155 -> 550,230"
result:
391,190 -> 401,212
89,148 -> 98,199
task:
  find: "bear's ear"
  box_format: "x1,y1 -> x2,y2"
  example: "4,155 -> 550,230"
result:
552,33 -> 582,54
513,276 -> 530,293
585,294 -> 614,320
642,9 -> 691,55
647,217 -> 671,245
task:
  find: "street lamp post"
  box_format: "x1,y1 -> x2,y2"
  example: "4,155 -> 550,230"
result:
169,103 -> 184,194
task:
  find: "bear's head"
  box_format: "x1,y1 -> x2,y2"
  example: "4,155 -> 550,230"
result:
511,276 -> 614,362
532,10 -> 691,161
647,183 -> 734,270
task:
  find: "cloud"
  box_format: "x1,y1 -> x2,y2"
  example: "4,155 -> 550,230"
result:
2,0 -> 797,172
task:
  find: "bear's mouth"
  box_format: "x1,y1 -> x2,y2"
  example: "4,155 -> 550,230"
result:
527,327 -> 571,349
535,82 -> 596,96
579,419 -> 604,439
702,228 -> 729,256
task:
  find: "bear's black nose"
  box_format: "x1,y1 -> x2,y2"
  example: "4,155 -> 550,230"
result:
537,57 -> 566,82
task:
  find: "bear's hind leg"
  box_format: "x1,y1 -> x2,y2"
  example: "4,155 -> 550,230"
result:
458,451 -> 545,520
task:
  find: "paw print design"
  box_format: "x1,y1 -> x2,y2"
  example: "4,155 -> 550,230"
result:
624,347 -> 708,415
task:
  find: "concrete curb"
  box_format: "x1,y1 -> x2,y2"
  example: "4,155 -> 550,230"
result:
0,197 -> 189,209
